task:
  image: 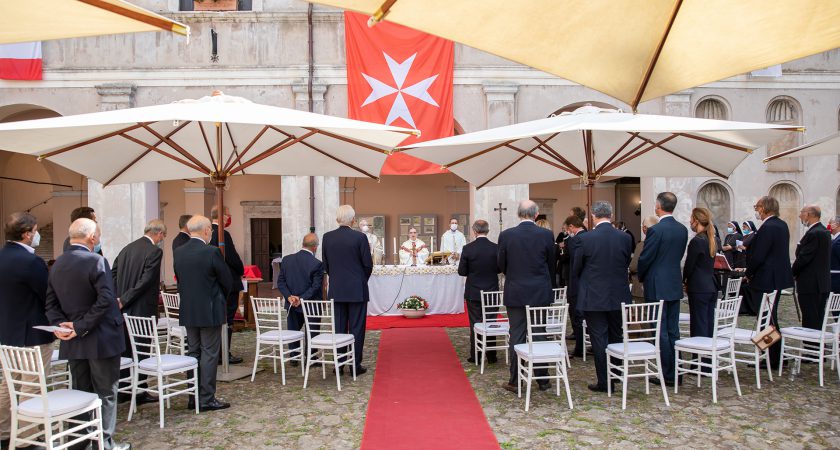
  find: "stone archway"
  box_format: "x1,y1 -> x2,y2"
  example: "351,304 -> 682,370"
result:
769,182 -> 802,256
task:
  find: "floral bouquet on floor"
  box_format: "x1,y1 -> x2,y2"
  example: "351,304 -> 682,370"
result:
398,295 -> 429,318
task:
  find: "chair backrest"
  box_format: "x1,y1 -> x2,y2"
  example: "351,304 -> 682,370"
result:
820,293 -> 840,336
252,297 -> 285,336
754,290 -> 778,333
725,277 -> 743,300
621,300 -> 663,351
0,345 -> 48,413
301,299 -> 337,343
525,304 -> 569,345
713,297 -> 742,345
480,291 -> 507,325
123,314 -> 163,365
552,287 -> 567,305
161,292 -> 181,323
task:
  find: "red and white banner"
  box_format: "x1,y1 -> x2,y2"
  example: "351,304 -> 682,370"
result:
0,42 -> 43,80
345,11 -> 453,175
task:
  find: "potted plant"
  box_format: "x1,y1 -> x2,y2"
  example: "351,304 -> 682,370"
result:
194,0 -> 238,11
397,295 -> 429,319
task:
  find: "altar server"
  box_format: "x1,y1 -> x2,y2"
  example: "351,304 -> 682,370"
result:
440,218 -> 467,265
359,219 -> 384,265
399,227 -> 429,265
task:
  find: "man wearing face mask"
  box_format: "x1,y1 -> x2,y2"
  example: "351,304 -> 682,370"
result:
358,219 -> 384,265
0,212 -> 55,449
792,205 -> 831,331
111,219 -> 167,405
440,218 -> 467,265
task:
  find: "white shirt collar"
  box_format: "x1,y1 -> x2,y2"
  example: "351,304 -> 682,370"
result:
71,243 -> 91,252
179,231 -> 189,236
833,232 -> 840,241
190,236 -> 207,244
807,221 -> 820,231
520,219 -> 535,223
144,235 -> 156,245
594,221 -> 611,228
13,241 -> 35,254
658,214 -> 673,220
302,248 -> 314,255
476,235 -> 488,239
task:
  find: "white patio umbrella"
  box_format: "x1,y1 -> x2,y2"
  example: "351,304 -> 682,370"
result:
763,132 -> 840,163
0,93 -> 417,249
398,106 -> 801,219
1,0 -> 189,44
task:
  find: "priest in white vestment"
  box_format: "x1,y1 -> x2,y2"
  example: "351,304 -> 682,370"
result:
399,227 -> 429,265
440,218 -> 467,264
359,219 -> 384,264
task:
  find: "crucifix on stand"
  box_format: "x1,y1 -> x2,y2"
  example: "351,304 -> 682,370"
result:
493,202 -> 507,232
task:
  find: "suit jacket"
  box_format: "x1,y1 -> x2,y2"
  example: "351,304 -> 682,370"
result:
46,245 -> 124,359
683,235 -> 718,294
63,236 -> 103,256
112,236 -> 163,319
574,222 -> 633,311
0,242 -> 54,347
322,226 -> 373,302
277,250 -> 325,305
174,238 -> 233,327
831,234 -> 840,293
792,222 -> 831,294
210,223 -> 244,292
498,221 -> 556,308
172,231 -> 191,253
638,216 -> 688,301
746,216 -> 794,291
457,237 -> 500,302
565,230 -> 586,298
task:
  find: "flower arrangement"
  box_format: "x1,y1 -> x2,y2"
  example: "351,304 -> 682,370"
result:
398,295 -> 429,311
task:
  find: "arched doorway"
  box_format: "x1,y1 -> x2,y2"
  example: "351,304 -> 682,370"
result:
696,181 -> 731,238
768,182 -> 801,255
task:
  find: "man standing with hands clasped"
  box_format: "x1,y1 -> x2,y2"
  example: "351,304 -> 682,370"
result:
792,205 -> 831,332
277,233 -> 325,365
457,219 -> 500,364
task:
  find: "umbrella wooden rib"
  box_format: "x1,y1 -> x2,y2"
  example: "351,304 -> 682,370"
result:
296,139 -> 378,179
632,0 -> 683,109
597,132 -> 641,173
674,133 -> 754,153
79,0 -> 188,36
657,146 -> 727,179
600,134 -> 680,174
503,143 -> 578,175
38,123 -> 147,160
223,123 -> 247,175
532,135 -> 583,176
224,125 -> 271,174
197,122 -> 218,170
443,139 -> 517,169
116,133 -> 205,177
140,124 -> 211,174
302,127 -> 399,154
229,130 -> 317,174
103,120 -> 192,186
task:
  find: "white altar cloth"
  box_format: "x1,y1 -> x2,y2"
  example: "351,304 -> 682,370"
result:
367,265 -> 465,316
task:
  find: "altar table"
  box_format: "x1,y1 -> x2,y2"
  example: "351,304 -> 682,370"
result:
368,265 -> 465,316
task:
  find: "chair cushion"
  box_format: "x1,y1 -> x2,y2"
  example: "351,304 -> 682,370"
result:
119,357 -> 133,370
780,326 -> 833,341
474,322 -> 509,335
678,313 -> 691,323
311,333 -> 355,347
18,389 -> 99,418
718,328 -> 755,342
138,354 -> 197,372
514,342 -> 566,362
606,342 -> 657,357
258,329 -> 305,343
675,336 -> 731,351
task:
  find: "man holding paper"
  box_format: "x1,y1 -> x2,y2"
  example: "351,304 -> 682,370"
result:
0,212 -> 55,448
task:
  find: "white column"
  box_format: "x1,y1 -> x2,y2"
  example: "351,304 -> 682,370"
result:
470,83 -> 528,242
282,83 -> 338,259
88,83 -> 159,263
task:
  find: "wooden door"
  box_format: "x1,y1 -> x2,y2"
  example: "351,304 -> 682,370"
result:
251,218 -> 270,280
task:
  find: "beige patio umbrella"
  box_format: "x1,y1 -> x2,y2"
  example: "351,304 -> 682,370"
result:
763,132 -> 840,163
398,106 -> 802,222
0,0 -> 188,44
307,0 -> 840,110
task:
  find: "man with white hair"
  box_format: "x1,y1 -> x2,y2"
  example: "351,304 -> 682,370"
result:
322,205 -> 373,375
358,219 -> 384,264
111,219 -> 167,405
46,218 -> 130,450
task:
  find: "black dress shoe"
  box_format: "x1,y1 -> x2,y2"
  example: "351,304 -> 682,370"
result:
538,382 -> 552,391
588,383 -> 609,393
487,356 -> 498,364
355,365 -> 368,375
135,393 -> 158,406
200,399 -> 230,412
228,355 -> 243,365
502,382 -> 518,394
467,356 -> 476,363
572,351 -> 584,358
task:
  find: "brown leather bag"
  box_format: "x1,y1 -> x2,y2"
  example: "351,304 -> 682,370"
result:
751,325 -> 781,351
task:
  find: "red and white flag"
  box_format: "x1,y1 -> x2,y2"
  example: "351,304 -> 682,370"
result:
0,42 -> 43,80
345,11 -> 453,175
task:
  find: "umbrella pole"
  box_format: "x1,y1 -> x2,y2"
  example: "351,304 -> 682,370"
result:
585,180 -> 594,229
212,175 -> 231,375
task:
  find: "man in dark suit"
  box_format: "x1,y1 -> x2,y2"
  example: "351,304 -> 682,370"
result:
46,218 -> 130,450
209,205 -> 244,365
830,216 -> 840,294
0,213 -> 55,447
638,192 -> 688,386
457,219 -> 500,364
574,201 -> 634,392
174,215 -> 232,412
171,214 -> 192,252
563,215 -> 587,357
322,205 -> 373,375
792,205 -> 831,330
746,196 -> 794,368
277,233 -> 325,362
61,206 -> 103,256
498,200 -> 556,393
112,219 -> 166,405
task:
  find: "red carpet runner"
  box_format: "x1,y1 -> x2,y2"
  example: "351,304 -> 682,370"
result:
361,328 -> 498,450
365,312 -> 469,330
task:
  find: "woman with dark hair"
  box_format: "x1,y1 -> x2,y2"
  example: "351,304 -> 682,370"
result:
721,221 -> 744,269
684,208 -> 719,338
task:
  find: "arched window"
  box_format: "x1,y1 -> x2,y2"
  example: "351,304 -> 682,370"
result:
765,97 -> 803,172
695,98 -> 728,121
696,182 -> 731,238
768,182 -> 801,255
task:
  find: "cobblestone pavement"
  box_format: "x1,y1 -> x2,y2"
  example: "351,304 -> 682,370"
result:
116,295 -> 840,449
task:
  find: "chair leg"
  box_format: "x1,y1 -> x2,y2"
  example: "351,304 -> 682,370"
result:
128,369 -> 138,421
158,374 -> 165,428
351,343 -> 358,381
251,341 -> 260,382
711,358 -> 718,404
778,338 -> 785,377
96,407 -> 105,450
479,334 -> 487,374
753,349 -> 761,389
674,355 -> 680,394
819,343 -> 825,387
731,350 -> 742,397
303,346 -> 312,389
334,349 -> 342,392
561,362 -> 573,409
473,331 -> 479,366
657,356 -> 670,407
621,360 -> 628,410
524,361 -> 533,412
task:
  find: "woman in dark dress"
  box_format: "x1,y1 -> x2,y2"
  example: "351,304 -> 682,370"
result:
684,207 -> 719,338
721,221 -> 744,269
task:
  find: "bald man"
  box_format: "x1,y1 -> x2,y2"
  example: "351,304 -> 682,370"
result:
277,233 -> 325,362
792,205 -> 831,330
